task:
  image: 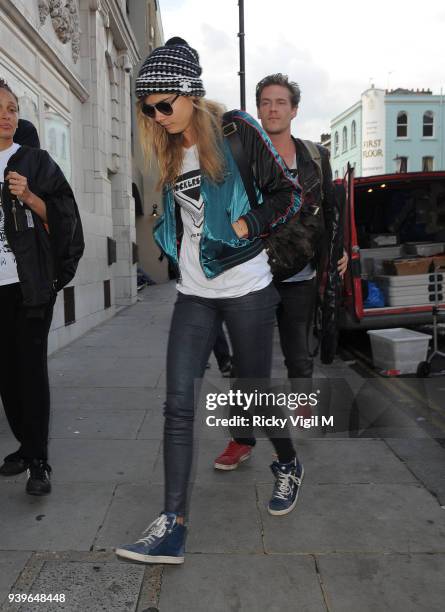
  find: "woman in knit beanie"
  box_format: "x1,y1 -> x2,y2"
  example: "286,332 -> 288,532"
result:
115,37 -> 303,565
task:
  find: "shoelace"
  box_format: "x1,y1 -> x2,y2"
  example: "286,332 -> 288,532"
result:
273,469 -> 301,501
136,514 -> 170,546
27,463 -> 51,479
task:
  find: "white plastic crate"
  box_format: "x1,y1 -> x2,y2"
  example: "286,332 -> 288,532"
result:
367,328 -> 431,374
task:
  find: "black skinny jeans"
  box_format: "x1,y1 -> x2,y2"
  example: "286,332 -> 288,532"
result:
0,283 -> 54,461
164,283 -> 296,516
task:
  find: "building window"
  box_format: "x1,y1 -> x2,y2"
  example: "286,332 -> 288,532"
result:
104,280 -> 111,309
334,131 -> 339,156
63,287 -> 75,326
423,111 -> 434,137
396,156 -> 408,173
397,112 -> 408,137
351,120 -> 357,147
422,156 -> 434,172
342,126 -> 348,152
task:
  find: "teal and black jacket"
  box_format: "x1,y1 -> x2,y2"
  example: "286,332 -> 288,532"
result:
153,110 -> 302,279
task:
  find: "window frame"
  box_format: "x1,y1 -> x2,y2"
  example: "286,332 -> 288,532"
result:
396,111 -> 408,138
422,111 -> 434,138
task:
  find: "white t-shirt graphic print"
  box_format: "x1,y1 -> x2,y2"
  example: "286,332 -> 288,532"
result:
0,142 -> 20,286
174,145 -> 271,298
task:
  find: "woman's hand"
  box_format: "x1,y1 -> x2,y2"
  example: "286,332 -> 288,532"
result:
232,218 -> 249,238
6,171 -> 47,222
337,249 -> 348,277
6,171 -> 33,203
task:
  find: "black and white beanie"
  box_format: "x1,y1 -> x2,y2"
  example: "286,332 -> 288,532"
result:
135,37 -> 205,99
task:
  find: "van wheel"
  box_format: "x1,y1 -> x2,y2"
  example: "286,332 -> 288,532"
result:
416,361 -> 431,378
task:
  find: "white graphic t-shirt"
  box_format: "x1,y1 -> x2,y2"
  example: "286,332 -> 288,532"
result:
282,153 -> 316,283
174,145 -> 271,298
0,142 -> 20,286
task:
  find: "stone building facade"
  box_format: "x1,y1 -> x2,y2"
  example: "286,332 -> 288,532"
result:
127,0 -> 168,284
0,0 -> 142,352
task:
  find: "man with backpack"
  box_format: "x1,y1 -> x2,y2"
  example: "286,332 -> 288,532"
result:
214,73 -> 347,473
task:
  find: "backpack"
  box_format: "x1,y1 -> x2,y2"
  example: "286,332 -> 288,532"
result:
222,112 -> 325,281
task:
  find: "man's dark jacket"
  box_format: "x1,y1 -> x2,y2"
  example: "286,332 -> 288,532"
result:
1,146 -> 84,311
293,137 -> 344,364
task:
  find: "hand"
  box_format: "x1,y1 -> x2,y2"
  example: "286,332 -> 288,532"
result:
337,249 -> 348,277
6,171 -> 33,204
232,218 -> 248,238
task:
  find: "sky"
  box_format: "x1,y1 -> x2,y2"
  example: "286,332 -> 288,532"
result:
158,0 -> 445,141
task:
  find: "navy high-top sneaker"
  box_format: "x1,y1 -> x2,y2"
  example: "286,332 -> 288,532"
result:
268,457 -> 304,515
115,512 -> 186,564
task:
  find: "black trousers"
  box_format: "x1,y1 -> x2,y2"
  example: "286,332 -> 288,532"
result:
275,278 -> 317,379
0,283 -> 54,461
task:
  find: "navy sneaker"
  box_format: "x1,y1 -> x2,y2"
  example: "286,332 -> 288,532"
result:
115,512 -> 186,564
268,458 -> 304,516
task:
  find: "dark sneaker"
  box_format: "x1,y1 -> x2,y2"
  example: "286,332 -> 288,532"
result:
268,458 -> 304,516
0,451 -> 29,476
214,440 -> 252,470
115,513 -> 186,564
26,460 -> 52,496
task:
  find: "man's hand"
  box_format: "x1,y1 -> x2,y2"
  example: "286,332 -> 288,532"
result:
337,250 -> 348,277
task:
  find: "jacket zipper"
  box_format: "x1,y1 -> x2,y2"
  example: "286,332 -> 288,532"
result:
11,198 -> 19,231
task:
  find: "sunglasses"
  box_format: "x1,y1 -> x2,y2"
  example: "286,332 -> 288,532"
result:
141,94 -> 179,119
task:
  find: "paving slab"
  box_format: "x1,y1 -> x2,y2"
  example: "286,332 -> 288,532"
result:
317,553 -> 445,612
257,483 -> 445,554
49,387 -> 164,411
149,439 -> 272,485
0,483 -> 115,551
0,552 -> 31,606
18,561 -> 145,612
94,483 -> 164,549
186,483 -> 263,553
49,409 -> 146,440
48,439 -> 160,483
135,408 -> 165,440
49,357 -> 162,388
159,554 -> 326,612
295,439 -> 417,484
385,439 -> 445,504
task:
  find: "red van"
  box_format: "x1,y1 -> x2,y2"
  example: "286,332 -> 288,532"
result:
340,169 -> 445,329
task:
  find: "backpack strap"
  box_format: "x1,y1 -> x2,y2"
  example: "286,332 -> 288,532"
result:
298,139 -> 324,200
222,111 -> 258,210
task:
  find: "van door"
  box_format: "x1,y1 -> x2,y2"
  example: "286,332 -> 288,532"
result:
343,166 -> 364,323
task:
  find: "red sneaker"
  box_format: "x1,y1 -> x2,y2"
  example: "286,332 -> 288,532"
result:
214,440 -> 253,471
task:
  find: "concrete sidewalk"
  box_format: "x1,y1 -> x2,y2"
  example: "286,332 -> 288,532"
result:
1,282 -> 444,612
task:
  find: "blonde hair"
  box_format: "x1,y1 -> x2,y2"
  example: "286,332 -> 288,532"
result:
136,97 -> 226,188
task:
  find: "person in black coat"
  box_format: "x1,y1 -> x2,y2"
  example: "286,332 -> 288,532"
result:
0,78 -> 84,495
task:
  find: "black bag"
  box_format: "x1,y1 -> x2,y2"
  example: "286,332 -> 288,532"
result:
222,112 -> 325,281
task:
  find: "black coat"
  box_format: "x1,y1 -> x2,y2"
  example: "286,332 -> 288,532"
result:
293,138 -> 345,364
1,146 -> 84,312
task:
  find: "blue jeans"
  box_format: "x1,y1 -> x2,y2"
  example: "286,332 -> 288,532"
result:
163,283 -> 295,515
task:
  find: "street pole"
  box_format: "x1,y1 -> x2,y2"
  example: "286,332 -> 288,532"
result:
238,0 -> 246,110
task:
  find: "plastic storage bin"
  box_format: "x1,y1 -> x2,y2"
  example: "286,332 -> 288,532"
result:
360,246 -> 403,277
404,242 -> 445,257
367,328 -> 431,374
